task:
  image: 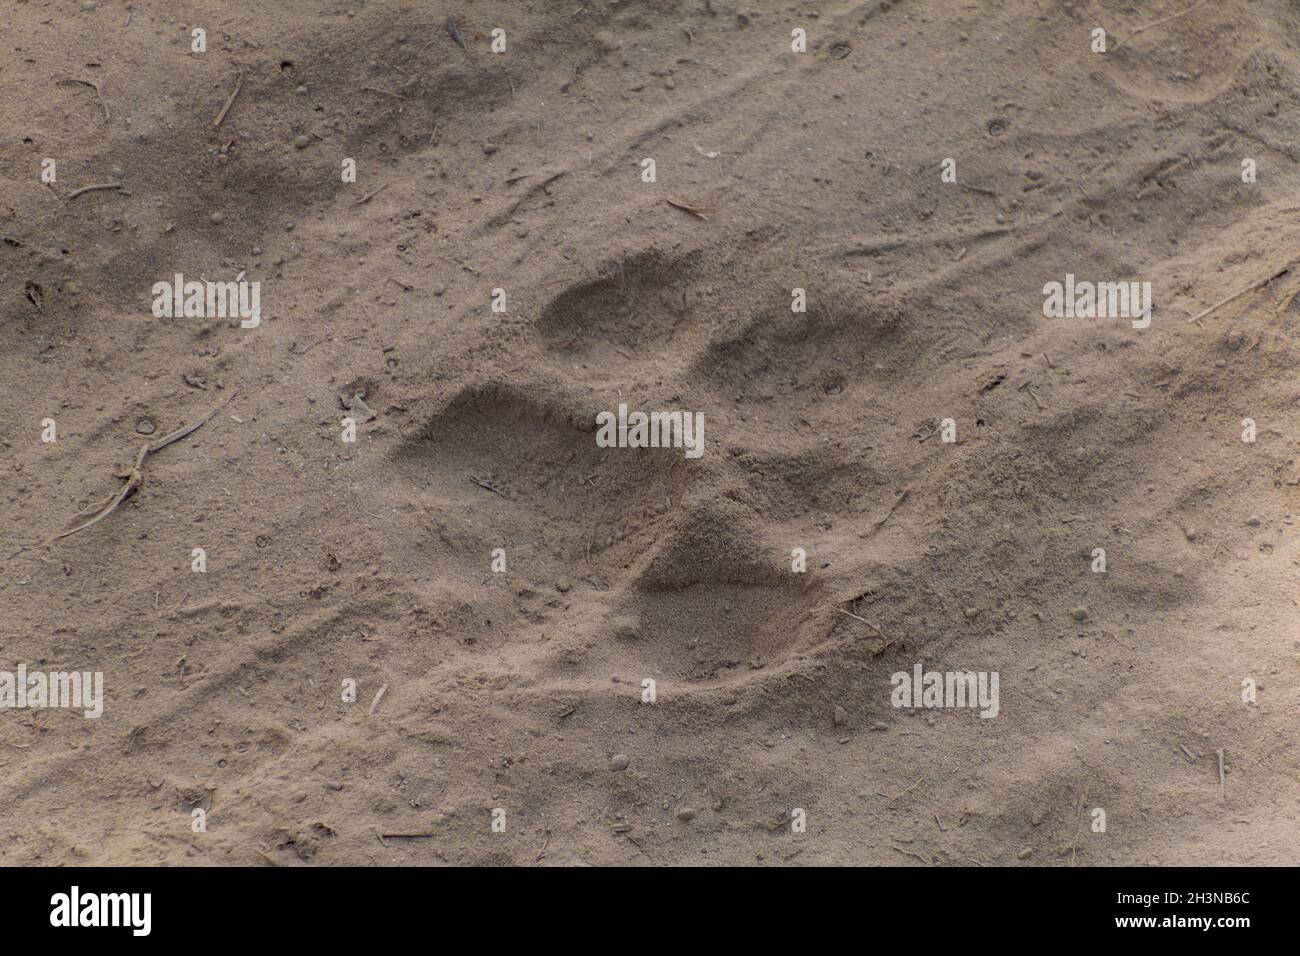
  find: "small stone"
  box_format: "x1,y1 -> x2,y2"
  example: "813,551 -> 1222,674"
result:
293,134 -> 312,149
592,31 -> 620,54
871,720 -> 889,732
209,211 -> 224,224
676,808 -> 696,822
1017,847 -> 1033,860
347,393 -> 376,423
833,704 -> 847,727
609,754 -> 629,772
135,418 -> 155,435
1245,515 -> 1261,527
1070,606 -> 1089,622
555,580 -> 571,593
324,780 -> 343,791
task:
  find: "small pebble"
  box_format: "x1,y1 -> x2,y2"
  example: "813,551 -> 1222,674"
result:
609,754 -> 629,771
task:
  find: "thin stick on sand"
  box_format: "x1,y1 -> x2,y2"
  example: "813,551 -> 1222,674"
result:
885,776 -> 924,806
6,389 -> 240,559
869,487 -> 911,533
666,197 -> 711,221
214,69 -> 244,128
833,606 -> 887,640
356,184 -> 388,205
1186,265 -> 1292,322
1114,0 -> 1211,51
891,846 -> 928,864
65,182 -> 124,201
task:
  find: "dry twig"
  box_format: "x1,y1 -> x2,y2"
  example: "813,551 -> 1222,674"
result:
7,389 -> 240,559
65,182 -> 124,201
891,845 -> 928,864
1115,0 -> 1212,50
885,776 -> 924,806
213,69 -> 244,128
1187,265 -> 1292,322
665,197 -> 711,221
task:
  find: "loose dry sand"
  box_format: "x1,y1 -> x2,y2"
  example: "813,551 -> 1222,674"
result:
1,0 -> 1297,865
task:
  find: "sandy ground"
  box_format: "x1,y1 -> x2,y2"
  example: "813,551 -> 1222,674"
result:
0,0 -> 1297,866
